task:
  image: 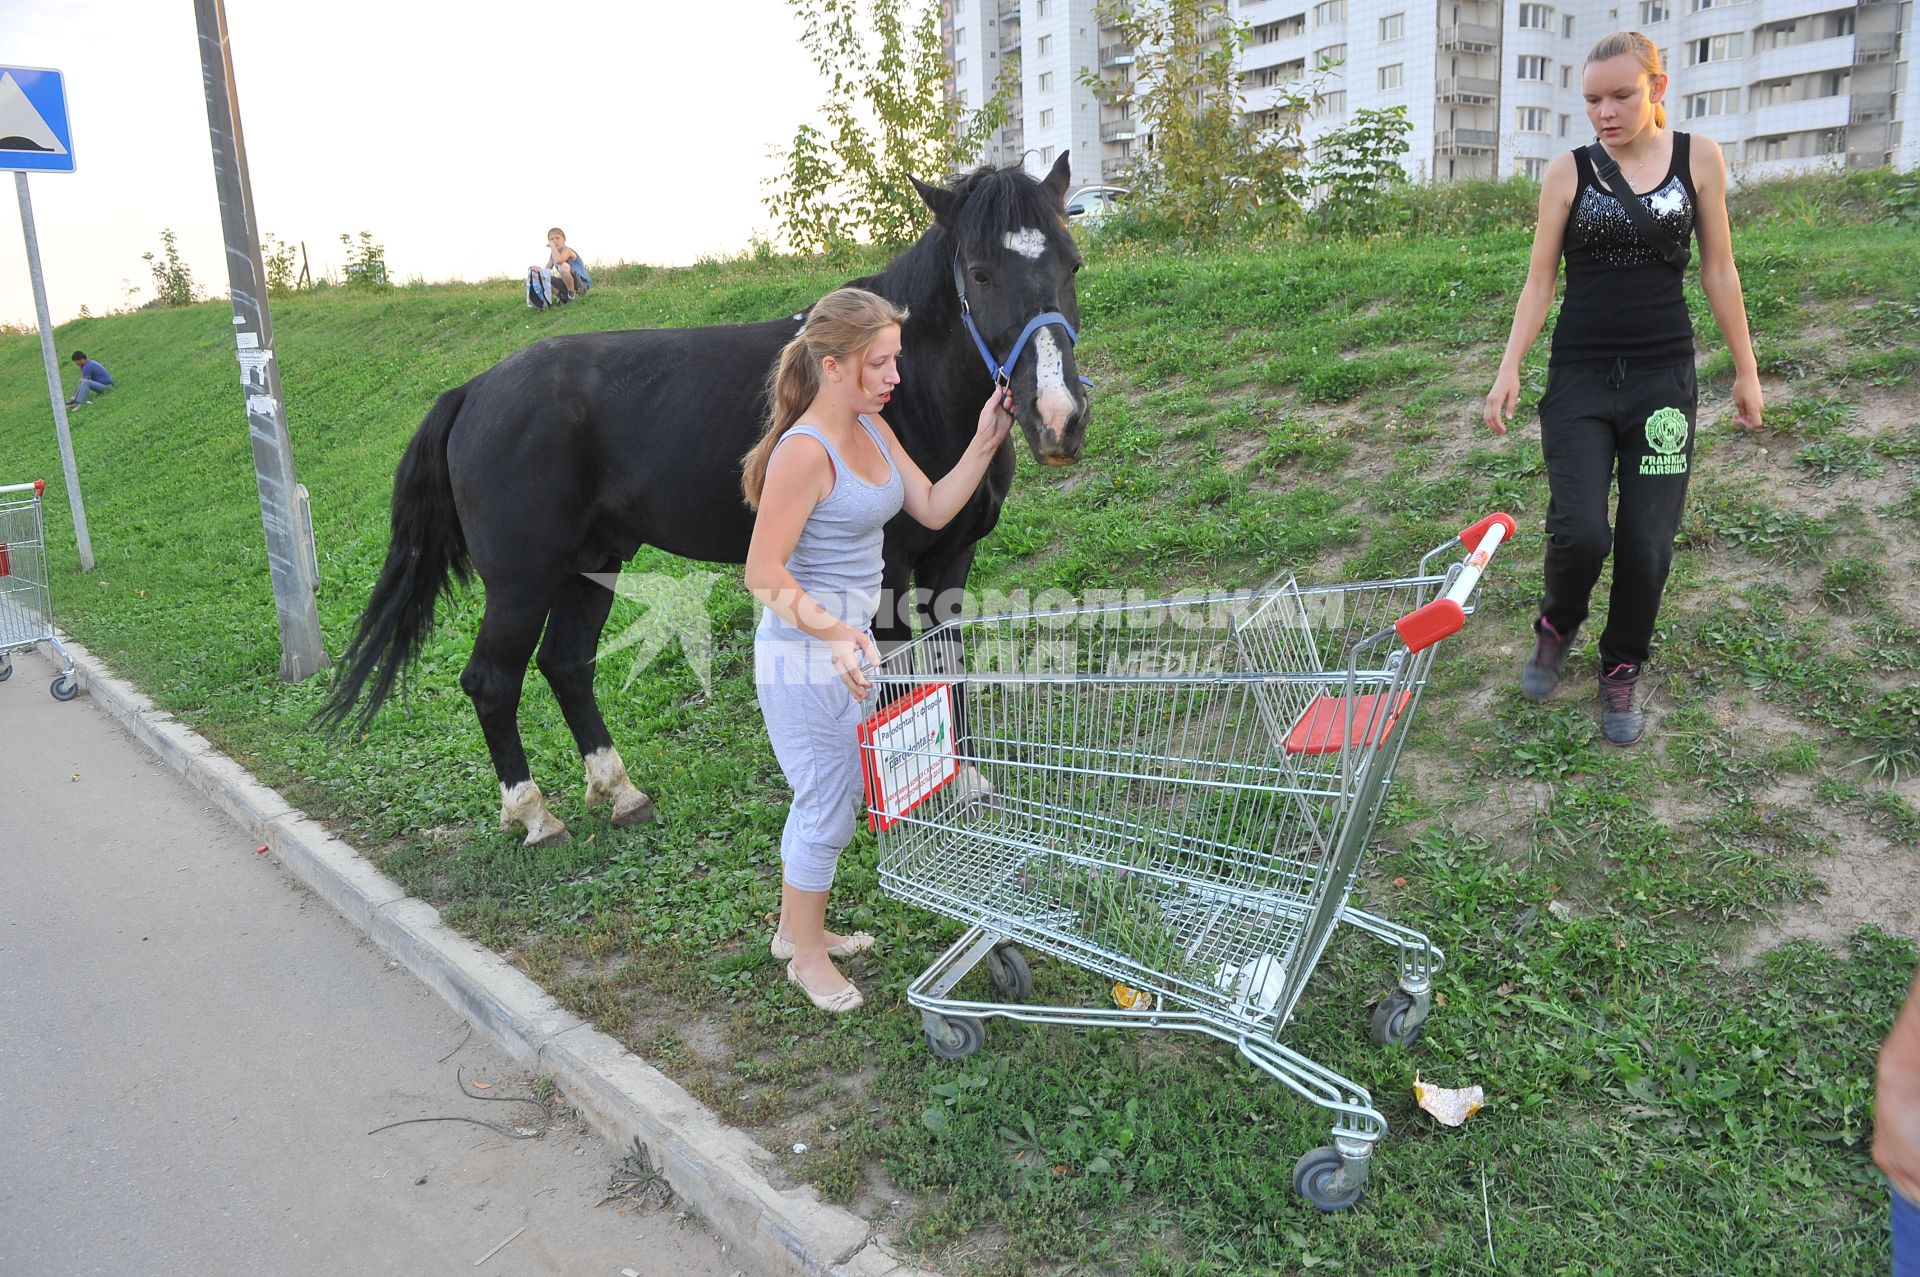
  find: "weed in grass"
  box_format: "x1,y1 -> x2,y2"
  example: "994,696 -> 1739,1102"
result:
1795,436 -> 1885,483
1768,395 -> 1857,437
1848,685 -> 1920,780
1687,495 -> 1835,559
1868,791 -> 1920,843
1819,554 -> 1889,613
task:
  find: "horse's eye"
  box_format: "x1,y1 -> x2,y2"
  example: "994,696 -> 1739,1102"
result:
1071,261 -> 1083,274
971,268 -> 991,287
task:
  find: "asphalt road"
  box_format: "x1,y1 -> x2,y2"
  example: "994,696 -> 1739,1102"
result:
0,647 -> 747,1277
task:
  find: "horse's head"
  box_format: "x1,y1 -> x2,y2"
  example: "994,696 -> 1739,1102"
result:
912,155 -> 1089,467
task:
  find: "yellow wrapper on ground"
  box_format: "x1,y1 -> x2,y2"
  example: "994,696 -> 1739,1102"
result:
1412,1077 -> 1484,1127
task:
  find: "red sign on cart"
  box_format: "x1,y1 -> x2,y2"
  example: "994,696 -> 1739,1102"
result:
859,683 -> 959,832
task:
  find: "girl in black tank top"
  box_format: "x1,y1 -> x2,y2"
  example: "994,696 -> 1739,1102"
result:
1480,31 -> 1764,747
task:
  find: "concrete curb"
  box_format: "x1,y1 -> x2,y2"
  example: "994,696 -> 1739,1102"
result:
59,638 -> 934,1277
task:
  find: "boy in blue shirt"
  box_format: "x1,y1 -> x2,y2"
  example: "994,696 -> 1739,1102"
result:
67,351 -> 113,408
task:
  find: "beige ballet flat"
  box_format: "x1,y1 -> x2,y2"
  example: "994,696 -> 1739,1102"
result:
785,960 -> 864,1014
769,931 -> 877,962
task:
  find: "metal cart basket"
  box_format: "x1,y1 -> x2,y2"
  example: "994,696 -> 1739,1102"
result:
858,513 -> 1514,1210
0,480 -> 78,700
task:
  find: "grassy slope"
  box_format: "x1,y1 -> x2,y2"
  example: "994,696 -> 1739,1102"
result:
3,173 -> 1917,1275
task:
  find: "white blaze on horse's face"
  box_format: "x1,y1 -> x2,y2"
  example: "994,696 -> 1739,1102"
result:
1003,228 -> 1048,260
1032,327 -> 1077,443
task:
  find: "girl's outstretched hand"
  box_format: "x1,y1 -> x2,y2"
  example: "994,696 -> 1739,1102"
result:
827,628 -> 881,700
975,385 -> 1014,450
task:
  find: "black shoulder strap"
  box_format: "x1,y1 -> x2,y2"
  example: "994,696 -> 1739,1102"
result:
1585,142 -> 1690,271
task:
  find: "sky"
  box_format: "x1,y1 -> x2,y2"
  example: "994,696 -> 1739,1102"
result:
0,0 -> 833,327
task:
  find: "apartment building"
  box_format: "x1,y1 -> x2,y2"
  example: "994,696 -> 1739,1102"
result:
946,0 -> 1915,185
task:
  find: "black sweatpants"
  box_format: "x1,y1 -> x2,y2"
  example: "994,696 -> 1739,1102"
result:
1537,357 -> 1698,670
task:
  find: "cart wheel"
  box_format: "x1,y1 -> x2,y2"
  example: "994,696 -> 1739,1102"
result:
923,1013 -> 986,1060
1292,1146 -> 1367,1212
49,672 -> 78,702
985,945 -> 1032,1000
1370,989 -> 1431,1047
0,655 -> 11,681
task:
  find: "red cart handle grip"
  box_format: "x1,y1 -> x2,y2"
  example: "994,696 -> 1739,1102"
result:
1394,511 -> 1515,652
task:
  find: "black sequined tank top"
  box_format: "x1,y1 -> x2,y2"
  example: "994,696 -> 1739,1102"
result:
1550,132 -> 1697,368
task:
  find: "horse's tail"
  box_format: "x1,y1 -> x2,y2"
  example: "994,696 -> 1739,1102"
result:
318,383 -> 472,729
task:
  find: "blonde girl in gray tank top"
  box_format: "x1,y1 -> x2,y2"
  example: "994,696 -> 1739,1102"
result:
741,287 -> 1014,1014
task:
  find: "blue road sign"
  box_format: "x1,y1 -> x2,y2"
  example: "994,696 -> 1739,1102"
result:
0,66 -> 74,174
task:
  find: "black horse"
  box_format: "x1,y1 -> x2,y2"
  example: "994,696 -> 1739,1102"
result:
323,156 -> 1091,845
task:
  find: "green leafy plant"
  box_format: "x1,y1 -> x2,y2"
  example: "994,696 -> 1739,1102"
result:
766,0 -> 1008,254
262,234 -> 301,297
142,228 -> 198,307
1085,0 -> 1313,236
339,231 -> 389,290
1308,106 -> 1413,237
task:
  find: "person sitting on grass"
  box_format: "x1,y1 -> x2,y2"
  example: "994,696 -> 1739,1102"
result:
541,227 -> 590,302
67,350 -> 113,408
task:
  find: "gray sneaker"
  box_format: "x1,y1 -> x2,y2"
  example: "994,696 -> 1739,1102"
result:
1600,663 -> 1645,745
1521,618 -> 1576,702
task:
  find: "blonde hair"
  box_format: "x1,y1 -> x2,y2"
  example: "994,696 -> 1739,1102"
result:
1587,31 -> 1668,129
741,288 -> 909,508
547,227 -> 566,239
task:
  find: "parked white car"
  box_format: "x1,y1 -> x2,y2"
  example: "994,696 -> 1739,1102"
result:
1065,185 -> 1129,225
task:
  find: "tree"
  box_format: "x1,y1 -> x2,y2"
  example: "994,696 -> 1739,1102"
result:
142,229 -> 199,307
1308,106 -> 1413,236
1085,0 -> 1315,235
767,0 -> 1010,253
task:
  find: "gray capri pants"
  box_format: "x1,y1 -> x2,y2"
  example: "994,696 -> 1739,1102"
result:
754,635 -> 872,893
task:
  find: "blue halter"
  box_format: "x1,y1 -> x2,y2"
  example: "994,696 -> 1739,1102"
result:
953,257 -> 1094,390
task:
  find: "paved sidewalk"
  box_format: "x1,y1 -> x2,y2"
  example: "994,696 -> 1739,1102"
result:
0,648 -> 744,1277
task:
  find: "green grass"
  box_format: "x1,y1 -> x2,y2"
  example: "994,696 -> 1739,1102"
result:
3,173 -> 1917,1274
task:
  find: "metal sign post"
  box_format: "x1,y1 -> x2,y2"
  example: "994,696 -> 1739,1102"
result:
1,66 -> 93,572
193,0 -> 328,681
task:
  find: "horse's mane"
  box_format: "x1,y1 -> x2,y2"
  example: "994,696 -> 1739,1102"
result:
870,165 -> 1063,321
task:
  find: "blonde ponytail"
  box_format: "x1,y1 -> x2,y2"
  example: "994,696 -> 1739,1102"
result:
1587,30 -> 1667,128
740,287 -> 910,508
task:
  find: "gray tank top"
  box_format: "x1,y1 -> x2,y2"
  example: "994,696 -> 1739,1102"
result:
756,415 -> 905,641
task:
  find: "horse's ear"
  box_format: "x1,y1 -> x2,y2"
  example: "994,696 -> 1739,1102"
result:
912,176 -> 959,226
1041,152 -> 1072,208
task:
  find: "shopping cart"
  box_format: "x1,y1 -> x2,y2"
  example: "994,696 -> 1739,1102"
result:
0,480 -> 79,701
858,513 -> 1514,1211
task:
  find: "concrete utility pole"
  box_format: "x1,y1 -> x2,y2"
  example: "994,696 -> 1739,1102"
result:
13,173 -> 93,572
192,0 -> 328,681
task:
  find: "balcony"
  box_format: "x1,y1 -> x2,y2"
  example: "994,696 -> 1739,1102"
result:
1436,75 -> 1499,103
1436,128 -> 1497,153
1100,43 -> 1137,67
1101,118 -> 1138,140
1750,33 -> 1856,82
1002,23 -> 1022,52
1750,93 -> 1852,136
1855,32 -> 1900,61
998,0 -> 1019,18
1438,23 -> 1498,52
1850,90 -> 1894,123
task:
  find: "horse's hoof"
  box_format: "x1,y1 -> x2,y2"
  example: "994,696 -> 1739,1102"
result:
611,795 -> 657,826
525,824 -> 571,849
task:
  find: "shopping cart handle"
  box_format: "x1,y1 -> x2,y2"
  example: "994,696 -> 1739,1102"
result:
1397,511 -> 1516,652
1396,598 -> 1465,652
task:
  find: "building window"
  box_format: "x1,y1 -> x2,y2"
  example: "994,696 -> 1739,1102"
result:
1313,0 -> 1345,24
1831,11 -> 1856,35
1517,106 -> 1550,131
1561,66 -> 1572,87
958,88 -> 970,105
953,0 -> 966,9
1318,89 -> 1347,113
1688,33 -> 1743,65
1684,88 -> 1738,117
1558,112 -> 1571,136
1380,12 -> 1404,40
1517,55 -> 1550,80
1638,0 -> 1668,22
1688,0 -> 1719,10
1563,14 -> 1576,37
1521,157 -> 1549,181
1518,4 -> 1552,30
957,58 -> 968,78
1822,70 -> 1852,97
1315,43 -> 1347,66
1378,63 -> 1403,90
1039,70 -> 1054,91
1040,107 -> 1055,127
955,26 -> 966,45
1041,145 -> 1055,162
1036,0 -> 1051,13
1037,33 -> 1052,55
